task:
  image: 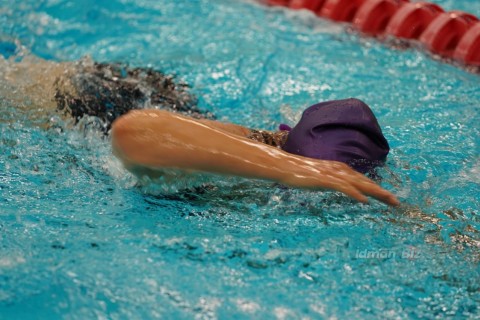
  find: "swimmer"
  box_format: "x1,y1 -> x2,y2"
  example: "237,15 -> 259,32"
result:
0,55 -> 399,206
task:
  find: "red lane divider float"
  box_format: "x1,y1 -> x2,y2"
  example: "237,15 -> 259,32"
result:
454,22 -> 480,66
261,0 -> 480,69
289,0 -> 325,12
320,0 -> 366,22
266,0 -> 290,6
353,0 -> 407,35
419,11 -> 478,57
386,2 -> 444,39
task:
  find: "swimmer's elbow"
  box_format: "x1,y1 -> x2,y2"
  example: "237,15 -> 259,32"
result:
111,109 -> 173,166
111,113 -> 137,164
111,110 -> 153,164
112,110 -> 139,141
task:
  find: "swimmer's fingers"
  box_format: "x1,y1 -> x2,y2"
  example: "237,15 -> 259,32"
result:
333,182 -> 369,204
340,170 -> 399,206
319,162 -> 399,206
349,175 -> 399,206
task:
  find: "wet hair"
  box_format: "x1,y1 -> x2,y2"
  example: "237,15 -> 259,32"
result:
54,60 -> 214,133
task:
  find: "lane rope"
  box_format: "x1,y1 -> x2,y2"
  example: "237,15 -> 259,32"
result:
263,0 -> 480,70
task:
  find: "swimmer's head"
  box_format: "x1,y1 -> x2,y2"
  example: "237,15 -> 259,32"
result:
281,98 -> 390,174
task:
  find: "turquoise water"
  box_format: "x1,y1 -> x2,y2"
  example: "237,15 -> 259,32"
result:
1,0 -> 479,319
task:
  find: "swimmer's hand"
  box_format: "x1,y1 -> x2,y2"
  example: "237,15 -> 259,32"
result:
111,110 -> 399,206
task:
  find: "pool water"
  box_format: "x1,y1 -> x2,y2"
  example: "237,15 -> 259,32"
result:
1,0 -> 479,318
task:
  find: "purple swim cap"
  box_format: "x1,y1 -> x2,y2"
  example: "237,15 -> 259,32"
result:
281,98 -> 390,173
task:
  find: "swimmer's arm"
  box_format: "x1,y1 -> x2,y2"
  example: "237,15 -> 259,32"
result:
111,109 -> 399,206
196,118 -> 251,137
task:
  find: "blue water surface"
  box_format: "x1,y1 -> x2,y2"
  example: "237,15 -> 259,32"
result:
1,0 -> 479,319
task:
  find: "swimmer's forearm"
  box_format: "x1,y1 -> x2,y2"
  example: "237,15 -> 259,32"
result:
112,110 -> 290,181
111,110 -> 399,206
196,118 -> 251,137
